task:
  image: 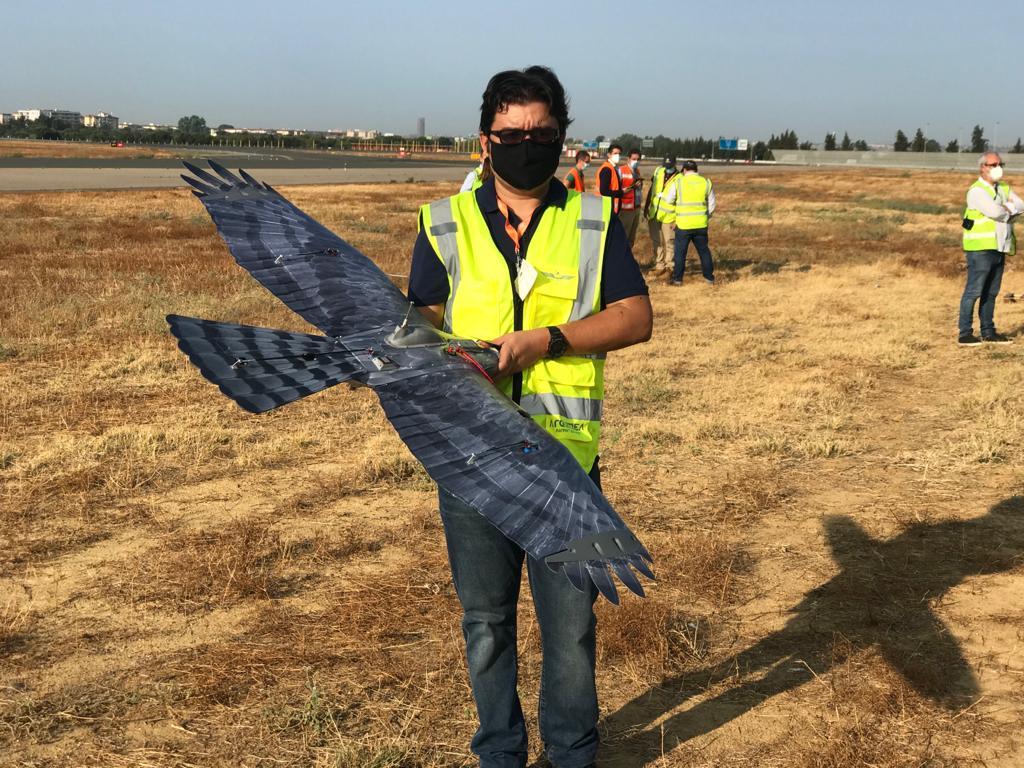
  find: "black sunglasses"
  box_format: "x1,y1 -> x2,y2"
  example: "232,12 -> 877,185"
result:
488,127 -> 562,146
985,162 -> 1005,168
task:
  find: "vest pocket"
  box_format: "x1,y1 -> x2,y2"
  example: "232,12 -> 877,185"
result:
527,274 -> 578,328
452,280 -> 508,341
530,357 -> 599,389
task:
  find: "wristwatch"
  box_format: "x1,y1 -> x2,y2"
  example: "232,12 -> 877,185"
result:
546,326 -> 570,359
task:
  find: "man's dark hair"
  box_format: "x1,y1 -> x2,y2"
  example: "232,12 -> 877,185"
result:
479,66 -> 572,135
577,150 -> 590,162
682,160 -> 698,171
609,144 -> 623,155
628,148 -> 641,158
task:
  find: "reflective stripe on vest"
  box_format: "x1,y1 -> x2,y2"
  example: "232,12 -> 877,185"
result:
674,173 -> 711,230
418,190 -> 610,470
426,197 -> 461,332
619,165 -> 636,210
645,166 -> 665,218
963,180 -> 1016,254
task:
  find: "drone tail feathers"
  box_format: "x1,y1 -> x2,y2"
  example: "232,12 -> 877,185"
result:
167,315 -> 363,413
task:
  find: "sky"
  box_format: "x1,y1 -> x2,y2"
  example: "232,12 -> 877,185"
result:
3,0 -> 1023,148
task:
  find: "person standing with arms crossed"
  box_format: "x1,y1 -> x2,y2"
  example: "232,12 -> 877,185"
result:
643,155 -> 679,277
407,66 -> 652,768
958,151 -> 1023,345
662,159 -> 716,285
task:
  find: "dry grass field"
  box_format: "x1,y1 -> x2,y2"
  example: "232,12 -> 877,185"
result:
1,168 -> 1023,767
0,139 -> 176,160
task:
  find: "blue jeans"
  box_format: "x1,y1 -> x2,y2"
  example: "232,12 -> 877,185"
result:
439,484 -> 599,768
672,227 -> 715,282
958,250 -> 1005,336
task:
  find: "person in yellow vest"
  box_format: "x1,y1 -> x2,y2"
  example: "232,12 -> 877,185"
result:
407,66 -> 652,768
958,152 -> 1023,345
643,155 -> 679,277
660,160 -> 716,285
460,157 -> 491,193
563,149 -> 590,192
617,149 -> 643,246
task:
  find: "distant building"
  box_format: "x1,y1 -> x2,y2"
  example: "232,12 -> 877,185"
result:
417,117 -> 425,137
336,128 -> 379,139
14,108 -> 84,125
83,112 -> 118,129
0,113 -> 12,124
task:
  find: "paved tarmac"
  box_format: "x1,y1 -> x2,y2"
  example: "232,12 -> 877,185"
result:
0,144 -> 784,192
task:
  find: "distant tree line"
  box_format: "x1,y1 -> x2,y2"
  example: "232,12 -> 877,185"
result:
0,114 -> 460,151
889,124 -> 1023,154
823,132 -> 870,151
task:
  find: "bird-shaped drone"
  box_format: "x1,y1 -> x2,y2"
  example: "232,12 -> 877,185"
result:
167,161 -> 653,604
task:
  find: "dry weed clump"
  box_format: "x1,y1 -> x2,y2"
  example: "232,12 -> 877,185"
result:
0,599 -> 32,653
118,519 -> 293,611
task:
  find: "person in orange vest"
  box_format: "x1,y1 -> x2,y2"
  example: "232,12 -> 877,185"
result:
617,149 -> 643,246
596,144 -> 634,216
563,150 -> 590,192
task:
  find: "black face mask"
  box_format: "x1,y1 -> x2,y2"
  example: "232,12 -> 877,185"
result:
488,139 -> 562,192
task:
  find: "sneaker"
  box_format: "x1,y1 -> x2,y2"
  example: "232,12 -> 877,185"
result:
958,333 -> 982,346
705,278 -> 716,286
981,333 -> 1013,344
669,279 -> 682,286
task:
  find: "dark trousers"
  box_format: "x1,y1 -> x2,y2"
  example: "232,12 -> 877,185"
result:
672,227 -> 715,282
958,250 -> 1005,336
439,487 -> 599,768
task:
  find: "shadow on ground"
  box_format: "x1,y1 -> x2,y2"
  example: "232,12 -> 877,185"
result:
593,496 -> 1024,766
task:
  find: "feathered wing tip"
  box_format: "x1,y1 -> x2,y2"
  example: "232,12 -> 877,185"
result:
544,528 -> 654,603
179,160 -> 276,199
166,314 -> 364,413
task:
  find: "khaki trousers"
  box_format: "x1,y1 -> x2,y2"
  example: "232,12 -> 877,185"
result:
648,220 -> 675,271
618,208 -> 640,247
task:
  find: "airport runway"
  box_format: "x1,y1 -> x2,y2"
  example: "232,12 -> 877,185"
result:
0,145 -> 782,192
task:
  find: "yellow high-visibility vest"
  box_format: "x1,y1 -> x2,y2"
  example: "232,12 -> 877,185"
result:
419,189 -> 611,471
647,166 -> 678,225
963,179 -> 1016,254
672,173 -> 712,230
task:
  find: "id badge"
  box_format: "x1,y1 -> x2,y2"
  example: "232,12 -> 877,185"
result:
515,260 -> 538,300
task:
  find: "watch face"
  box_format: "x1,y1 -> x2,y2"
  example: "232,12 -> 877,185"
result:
548,327 -> 569,357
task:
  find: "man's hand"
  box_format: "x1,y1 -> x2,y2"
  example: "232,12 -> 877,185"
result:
490,327 -> 551,376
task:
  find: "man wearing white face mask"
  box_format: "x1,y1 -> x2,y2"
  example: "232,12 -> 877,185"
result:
958,152 -> 1024,345
597,144 -> 635,216
617,149 -> 643,246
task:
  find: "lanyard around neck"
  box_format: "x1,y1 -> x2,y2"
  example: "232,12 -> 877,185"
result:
496,198 -> 532,259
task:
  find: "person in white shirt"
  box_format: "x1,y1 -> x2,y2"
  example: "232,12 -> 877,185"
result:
958,152 -> 1024,345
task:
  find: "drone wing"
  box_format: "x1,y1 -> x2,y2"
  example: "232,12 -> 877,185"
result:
181,160 -> 426,337
375,366 -> 653,604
